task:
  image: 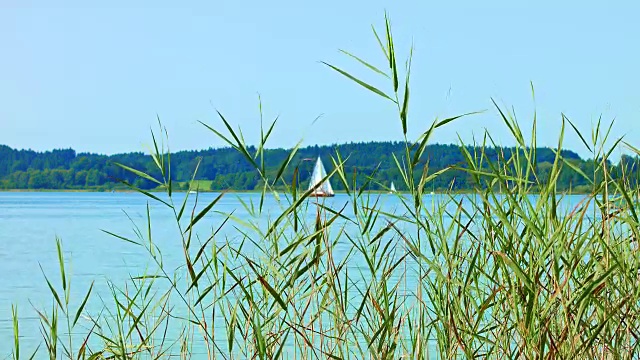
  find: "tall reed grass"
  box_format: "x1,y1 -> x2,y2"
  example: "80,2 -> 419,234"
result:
8,14 -> 640,359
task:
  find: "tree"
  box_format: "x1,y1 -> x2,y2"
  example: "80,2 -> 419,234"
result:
0,142 -> 622,192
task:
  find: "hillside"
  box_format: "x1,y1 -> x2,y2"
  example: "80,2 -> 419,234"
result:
0,142 -> 635,192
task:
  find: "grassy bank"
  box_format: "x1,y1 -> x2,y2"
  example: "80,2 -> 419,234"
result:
7,15 -> 640,359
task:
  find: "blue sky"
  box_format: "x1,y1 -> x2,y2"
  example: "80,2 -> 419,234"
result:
1,1 -> 638,159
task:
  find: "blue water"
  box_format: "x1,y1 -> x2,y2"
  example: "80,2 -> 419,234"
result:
0,192 -> 401,357
0,191 -> 592,357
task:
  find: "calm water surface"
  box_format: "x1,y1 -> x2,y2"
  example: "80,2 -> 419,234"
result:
0,191 -> 590,357
0,192 -> 400,355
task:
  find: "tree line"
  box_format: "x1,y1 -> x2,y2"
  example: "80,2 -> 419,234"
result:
0,142 -> 638,192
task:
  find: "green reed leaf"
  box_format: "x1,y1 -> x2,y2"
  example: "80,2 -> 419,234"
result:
339,49 -> 389,78
322,62 -> 396,103
184,192 -> 225,233
72,281 -> 93,327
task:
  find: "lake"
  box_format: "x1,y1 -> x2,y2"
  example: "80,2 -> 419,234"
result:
0,191 -> 591,357
0,192 -> 407,356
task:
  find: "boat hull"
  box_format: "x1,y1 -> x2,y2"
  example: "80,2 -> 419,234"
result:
310,192 -> 335,198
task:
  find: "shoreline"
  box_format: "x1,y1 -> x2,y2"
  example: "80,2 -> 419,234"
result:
0,188 -> 594,195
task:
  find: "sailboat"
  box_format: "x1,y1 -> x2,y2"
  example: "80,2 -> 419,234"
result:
308,157 -> 335,197
389,182 -> 396,194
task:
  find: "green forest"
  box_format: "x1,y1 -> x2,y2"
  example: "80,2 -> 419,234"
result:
0,142 -> 638,192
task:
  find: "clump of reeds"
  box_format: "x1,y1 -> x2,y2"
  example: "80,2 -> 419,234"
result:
8,13 -> 640,360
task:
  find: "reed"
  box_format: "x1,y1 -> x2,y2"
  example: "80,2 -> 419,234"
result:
7,13 -> 640,359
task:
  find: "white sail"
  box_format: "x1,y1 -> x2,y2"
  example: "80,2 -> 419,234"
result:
309,157 -> 334,196
390,182 -> 396,192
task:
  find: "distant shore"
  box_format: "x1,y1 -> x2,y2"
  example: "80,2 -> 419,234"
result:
0,188 -> 594,195
0,188 -> 137,193
0,188 -> 427,194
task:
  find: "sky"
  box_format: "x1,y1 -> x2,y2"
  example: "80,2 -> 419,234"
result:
1,1 -> 638,159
